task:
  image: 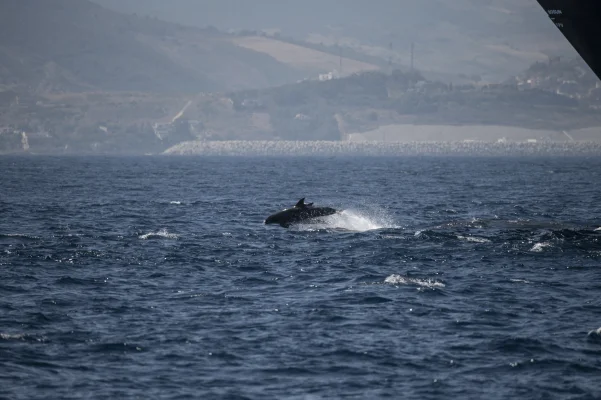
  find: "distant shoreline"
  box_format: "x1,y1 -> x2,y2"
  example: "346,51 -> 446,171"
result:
4,139 -> 601,157
163,140 -> 601,157
346,124 -> 601,143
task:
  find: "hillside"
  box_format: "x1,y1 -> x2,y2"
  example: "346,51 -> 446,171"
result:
0,0 -> 306,94
180,67 -> 601,142
509,58 -> 601,100
231,36 -> 379,78
3,61 -> 601,155
92,0 -> 578,82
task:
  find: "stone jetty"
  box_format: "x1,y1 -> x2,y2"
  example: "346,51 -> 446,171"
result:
164,140 -> 601,157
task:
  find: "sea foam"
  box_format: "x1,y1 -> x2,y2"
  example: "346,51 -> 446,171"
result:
294,209 -> 396,232
138,228 -> 179,240
384,274 -> 445,288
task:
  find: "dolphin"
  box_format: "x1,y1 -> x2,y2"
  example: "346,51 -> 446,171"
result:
265,198 -> 338,228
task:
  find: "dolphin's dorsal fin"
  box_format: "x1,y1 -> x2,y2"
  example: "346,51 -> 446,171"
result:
295,198 -> 306,208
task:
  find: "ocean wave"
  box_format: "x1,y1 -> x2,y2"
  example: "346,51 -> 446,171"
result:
384,274 -> 445,288
0,332 -> 28,340
0,332 -> 45,342
138,228 -> 179,240
530,242 -> 553,252
0,233 -> 40,240
457,235 -> 491,243
587,327 -> 601,342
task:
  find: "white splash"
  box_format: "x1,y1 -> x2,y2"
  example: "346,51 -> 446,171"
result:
0,332 -> 42,341
384,274 -> 445,288
595,227 -> 601,232
530,242 -> 552,252
457,235 -> 491,243
295,209 -> 396,232
0,332 -> 27,340
1,233 -> 40,239
588,327 -> 601,337
139,228 -> 179,240
170,201 -> 182,205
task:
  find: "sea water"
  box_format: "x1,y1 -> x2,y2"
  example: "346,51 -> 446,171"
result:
1,156 -> 601,399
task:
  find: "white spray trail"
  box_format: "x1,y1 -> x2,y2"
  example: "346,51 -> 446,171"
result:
294,209 -> 398,232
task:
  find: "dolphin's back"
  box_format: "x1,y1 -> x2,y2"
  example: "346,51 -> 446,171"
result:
265,199 -> 338,227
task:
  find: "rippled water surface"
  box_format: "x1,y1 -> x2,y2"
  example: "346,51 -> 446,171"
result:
2,156 -> 601,399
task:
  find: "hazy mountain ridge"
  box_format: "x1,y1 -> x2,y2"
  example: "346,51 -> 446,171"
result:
0,0 -> 305,93
92,0 -> 577,81
1,0 -> 599,155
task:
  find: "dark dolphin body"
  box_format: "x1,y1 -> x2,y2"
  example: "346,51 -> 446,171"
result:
265,198 -> 338,228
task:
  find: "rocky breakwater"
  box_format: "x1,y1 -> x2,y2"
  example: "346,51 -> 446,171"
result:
163,140 -> 601,156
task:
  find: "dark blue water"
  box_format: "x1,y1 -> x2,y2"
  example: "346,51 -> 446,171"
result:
1,156 -> 601,399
